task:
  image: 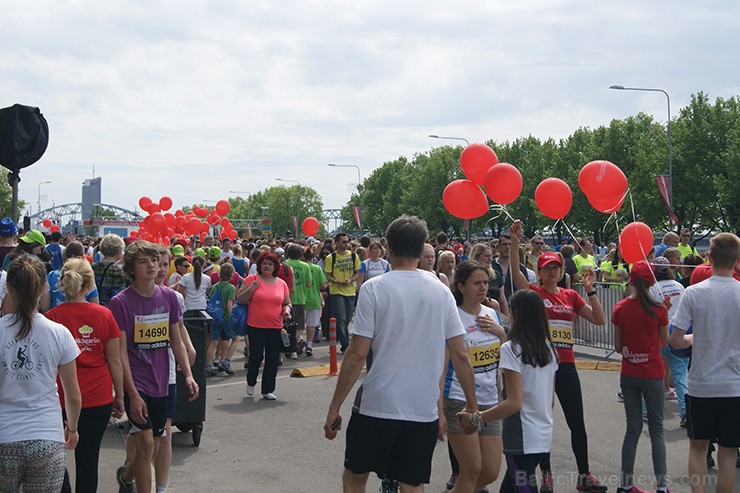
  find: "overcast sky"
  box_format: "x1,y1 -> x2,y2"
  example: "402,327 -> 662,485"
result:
3,1 -> 739,219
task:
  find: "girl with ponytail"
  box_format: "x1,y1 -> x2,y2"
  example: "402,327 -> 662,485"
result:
46,258 -> 125,493
0,254 -> 82,492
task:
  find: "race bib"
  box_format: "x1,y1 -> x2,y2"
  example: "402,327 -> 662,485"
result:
549,319 -> 574,347
134,313 -> 170,350
468,340 -> 501,372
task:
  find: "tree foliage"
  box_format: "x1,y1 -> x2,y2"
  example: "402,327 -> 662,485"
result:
340,92 -> 740,239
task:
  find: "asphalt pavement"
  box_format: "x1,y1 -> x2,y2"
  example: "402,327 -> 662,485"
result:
73,341 -> 738,493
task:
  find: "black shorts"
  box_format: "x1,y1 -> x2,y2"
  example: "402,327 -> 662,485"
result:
124,391 -> 168,438
686,395 -> 740,447
344,412 -> 438,486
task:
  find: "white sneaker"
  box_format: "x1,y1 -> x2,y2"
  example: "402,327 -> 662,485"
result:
246,385 -> 255,396
288,352 -> 298,359
263,392 -> 277,400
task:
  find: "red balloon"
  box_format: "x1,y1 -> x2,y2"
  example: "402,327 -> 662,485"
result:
164,213 -> 176,228
187,217 -> 202,235
149,212 -> 166,231
146,203 -> 161,214
534,178 -> 573,220
195,207 -> 208,218
224,223 -> 233,233
619,222 -> 654,263
460,144 -> 498,186
442,180 -> 489,219
215,200 -> 230,216
139,196 -> 152,210
484,163 -> 523,205
201,222 -> 210,233
175,209 -> 184,217
228,230 -> 238,240
588,193 -> 625,214
42,219 -> 52,228
302,217 -> 320,237
199,232 -> 207,242
50,225 -> 60,233
159,196 -> 173,211
208,214 -> 220,225
129,230 -> 139,238
220,217 -> 230,228
176,216 -> 186,228
578,160 -> 628,200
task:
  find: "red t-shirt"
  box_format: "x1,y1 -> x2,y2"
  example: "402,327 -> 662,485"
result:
46,302 -> 121,408
611,297 -> 668,379
529,284 -> 586,364
209,271 -> 241,287
245,274 -> 290,329
277,263 -> 293,291
690,263 -> 740,285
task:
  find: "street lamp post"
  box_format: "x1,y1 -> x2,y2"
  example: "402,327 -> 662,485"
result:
609,85 -> 673,211
428,134 -> 470,146
275,178 -> 301,236
37,180 -> 51,217
327,164 -> 363,233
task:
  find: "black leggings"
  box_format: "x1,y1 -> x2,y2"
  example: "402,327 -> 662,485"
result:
501,453 -> 547,493
539,362 -> 589,474
246,326 -> 282,394
61,403 -> 113,493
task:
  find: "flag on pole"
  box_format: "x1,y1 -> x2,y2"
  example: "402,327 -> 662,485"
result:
292,216 -> 298,237
246,222 -> 252,238
655,175 -> 678,225
353,206 -> 362,231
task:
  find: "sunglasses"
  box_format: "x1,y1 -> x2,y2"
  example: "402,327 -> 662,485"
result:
180,264 -> 190,269
533,241 -> 545,245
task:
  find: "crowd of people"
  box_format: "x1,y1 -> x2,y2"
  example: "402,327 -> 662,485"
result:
0,212 -> 738,493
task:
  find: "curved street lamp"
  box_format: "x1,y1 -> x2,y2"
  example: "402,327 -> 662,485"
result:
609,85 -> 673,211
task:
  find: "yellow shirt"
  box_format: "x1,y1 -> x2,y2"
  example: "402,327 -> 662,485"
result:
325,251 -> 361,296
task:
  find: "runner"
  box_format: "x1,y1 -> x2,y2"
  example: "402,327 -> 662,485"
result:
443,261 -> 507,493
457,289 -> 558,493
612,260 -> 671,493
509,220 -> 608,493
111,241 -> 198,493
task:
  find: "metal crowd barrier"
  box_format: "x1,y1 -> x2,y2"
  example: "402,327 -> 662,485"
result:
572,282 -> 626,352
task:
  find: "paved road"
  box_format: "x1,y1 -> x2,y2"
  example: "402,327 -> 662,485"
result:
75,342 -> 737,492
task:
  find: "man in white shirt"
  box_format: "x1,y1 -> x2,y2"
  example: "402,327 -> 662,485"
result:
324,215 -> 477,493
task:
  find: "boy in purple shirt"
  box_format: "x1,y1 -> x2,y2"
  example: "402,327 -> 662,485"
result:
111,241 -> 199,493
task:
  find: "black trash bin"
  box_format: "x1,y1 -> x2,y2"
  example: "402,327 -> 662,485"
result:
174,310 -> 211,446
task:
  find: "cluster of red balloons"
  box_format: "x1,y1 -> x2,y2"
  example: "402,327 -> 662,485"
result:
133,197 -> 237,245
578,160 -> 628,214
40,218 -> 60,233
442,144 -> 524,219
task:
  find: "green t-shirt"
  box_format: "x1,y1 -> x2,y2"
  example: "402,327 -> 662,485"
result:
677,243 -> 698,259
285,259 -> 311,305
209,281 -> 236,320
306,263 -> 328,310
573,254 -> 598,276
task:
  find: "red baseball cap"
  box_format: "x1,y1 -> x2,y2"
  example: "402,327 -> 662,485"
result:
630,260 -> 655,286
537,252 -> 563,270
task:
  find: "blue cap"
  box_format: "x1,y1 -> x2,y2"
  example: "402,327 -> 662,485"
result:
561,235 -> 569,241
0,217 -> 18,235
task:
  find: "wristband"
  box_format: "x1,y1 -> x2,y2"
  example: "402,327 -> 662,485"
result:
587,291 -> 597,297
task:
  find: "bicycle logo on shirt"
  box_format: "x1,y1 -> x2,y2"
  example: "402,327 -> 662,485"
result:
11,345 -> 34,370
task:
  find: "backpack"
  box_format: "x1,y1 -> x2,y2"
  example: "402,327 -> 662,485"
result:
206,284 -> 225,322
230,302 -> 248,336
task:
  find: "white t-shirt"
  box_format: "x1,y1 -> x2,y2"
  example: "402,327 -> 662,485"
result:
671,275 -> 740,398
168,272 -> 182,288
168,290 -> 187,385
444,305 -> 501,405
650,279 -> 685,319
499,340 -> 558,455
351,269 -> 465,422
360,258 -> 390,281
0,313 -> 80,444
178,272 -> 212,311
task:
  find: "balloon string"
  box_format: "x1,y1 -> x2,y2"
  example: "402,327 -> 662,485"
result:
636,231 -> 660,290
486,205 -> 515,224
601,212 -> 616,242
628,188 -> 637,223
562,221 -> 582,254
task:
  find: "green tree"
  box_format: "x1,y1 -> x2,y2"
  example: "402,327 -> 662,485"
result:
0,169 -> 27,220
